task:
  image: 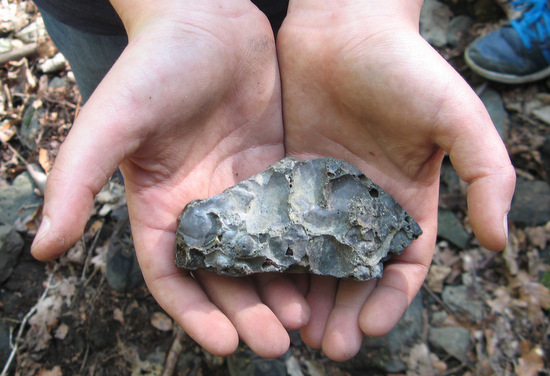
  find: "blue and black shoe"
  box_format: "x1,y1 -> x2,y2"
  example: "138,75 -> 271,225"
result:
465,0 -> 550,84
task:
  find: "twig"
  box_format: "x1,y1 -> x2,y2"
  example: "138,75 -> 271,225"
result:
0,43 -> 38,65
161,326 -> 188,376
1,265 -> 58,376
81,221 -> 104,282
422,282 -> 454,316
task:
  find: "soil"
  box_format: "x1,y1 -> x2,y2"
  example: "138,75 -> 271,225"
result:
1,1 -> 549,376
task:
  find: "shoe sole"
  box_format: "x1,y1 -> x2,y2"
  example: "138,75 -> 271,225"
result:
465,48 -> 550,84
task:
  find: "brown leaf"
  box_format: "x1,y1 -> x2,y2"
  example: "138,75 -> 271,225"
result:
150,311 -> 173,332
37,366 -> 63,376
515,345 -> 545,376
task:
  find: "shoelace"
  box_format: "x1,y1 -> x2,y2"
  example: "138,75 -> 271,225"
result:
511,0 -> 550,50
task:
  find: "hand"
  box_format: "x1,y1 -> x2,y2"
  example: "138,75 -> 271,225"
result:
277,0 -> 516,360
31,0 -> 309,358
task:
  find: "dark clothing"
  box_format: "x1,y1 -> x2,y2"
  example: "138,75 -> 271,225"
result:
33,0 -> 289,35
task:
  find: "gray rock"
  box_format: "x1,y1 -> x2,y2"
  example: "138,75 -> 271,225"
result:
479,87 -> 508,142
0,172 -> 43,226
442,285 -> 486,323
446,15 -> 474,47
0,224 -> 24,283
509,178 -> 550,226
20,99 -> 45,150
420,0 -> 453,47
176,157 -> 422,281
429,326 -> 472,364
532,105 -> 550,126
437,209 -> 470,249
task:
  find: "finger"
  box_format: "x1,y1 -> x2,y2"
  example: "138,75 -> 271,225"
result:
358,226 -> 434,337
195,271 -> 290,358
132,225 -> 240,356
300,275 -> 338,349
321,278 -> 376,361
435,79 -> 515,252
254,273 -> 310,330
31,93 -> 129,260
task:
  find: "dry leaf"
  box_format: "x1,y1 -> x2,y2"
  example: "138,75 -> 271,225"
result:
0,120 -> 16,143
113,308 -> 124,324
54,323 -> 69,340
515,345 -> 545,376
427,264 -> 451,293
38,148 -> 53,173
150,312 -> 172,332
37,366 -> 63,376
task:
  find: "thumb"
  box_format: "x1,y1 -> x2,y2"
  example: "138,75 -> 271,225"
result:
436,83 -> 515,252
31,86 -> 129,260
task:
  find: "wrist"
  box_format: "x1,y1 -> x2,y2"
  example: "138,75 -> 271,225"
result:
286,0 -> 423,32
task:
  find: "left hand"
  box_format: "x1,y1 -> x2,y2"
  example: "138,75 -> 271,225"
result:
277,0 -> 516,361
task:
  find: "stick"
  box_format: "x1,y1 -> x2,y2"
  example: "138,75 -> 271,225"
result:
0,43 -> 38,65
1,265 -> 57,376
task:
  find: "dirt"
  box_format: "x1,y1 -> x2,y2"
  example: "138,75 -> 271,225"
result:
1,1 -> 550,376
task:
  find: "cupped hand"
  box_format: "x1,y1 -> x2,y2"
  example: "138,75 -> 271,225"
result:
31,0 -> 309,358
277,0 -> 516,361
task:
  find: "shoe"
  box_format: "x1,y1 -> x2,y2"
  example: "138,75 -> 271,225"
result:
465,0 -> 550,84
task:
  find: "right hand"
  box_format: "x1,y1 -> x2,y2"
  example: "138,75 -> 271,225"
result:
31,0 -> 309,358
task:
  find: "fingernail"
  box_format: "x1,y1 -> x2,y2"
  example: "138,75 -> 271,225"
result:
31,216 -> 50,251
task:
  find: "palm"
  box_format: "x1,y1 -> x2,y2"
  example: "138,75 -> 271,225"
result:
32,3 -> 309,358
277,0 -> 515,360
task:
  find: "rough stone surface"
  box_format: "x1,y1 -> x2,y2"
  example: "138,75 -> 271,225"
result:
176,157 -> 422,281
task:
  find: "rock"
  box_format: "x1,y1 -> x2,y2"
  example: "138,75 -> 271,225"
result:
442,285 -> 486,323
532,105 -> 550,126
540,134 -> 550,184
0,321 -> 11,368
428,326 -> 472,364
509,178 -> 550,226
176,157 -> 422,281
0,224 -> 24,283
420,0 -> 453,47
479,87 -> 508,142
0,172 -> 43,226
105,209 -> 143,293
19,99 -> 45,150
446,15 -> 474,47
437,209 -> 470,249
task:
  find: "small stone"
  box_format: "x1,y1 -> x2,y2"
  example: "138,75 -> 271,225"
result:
437,209 -> 470,249
446,15 -> 474,47
509,178 -> 550,226
176,157 -> 422,281
420,0 -> 453,47
442,285 -> 486,323
0,224 -> 24,283
479,87 -> 508,142
428,326 -> 472,364
0,172 -> 42,226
